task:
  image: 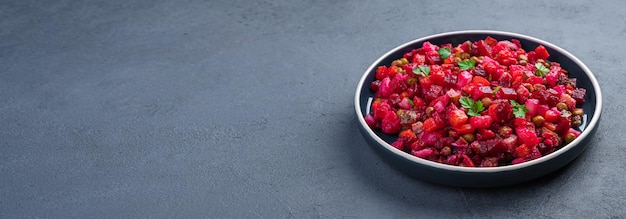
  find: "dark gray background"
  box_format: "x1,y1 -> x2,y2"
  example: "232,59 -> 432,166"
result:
1,0 -> 622,218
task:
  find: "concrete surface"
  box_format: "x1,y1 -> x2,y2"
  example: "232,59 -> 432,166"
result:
1,0 -> 622,218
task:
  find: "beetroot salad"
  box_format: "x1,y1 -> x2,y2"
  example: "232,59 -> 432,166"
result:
365,36 -> 586,167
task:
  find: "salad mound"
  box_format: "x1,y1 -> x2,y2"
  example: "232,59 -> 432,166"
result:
365,36 -> 586,167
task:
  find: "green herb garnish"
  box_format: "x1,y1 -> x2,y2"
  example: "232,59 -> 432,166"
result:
535,63 -> 549,77
460,97 -> 484,117
510,100 -> 528,118
412,65 -> 430,76
438,47 -> 451,59
459,60 -> 476,70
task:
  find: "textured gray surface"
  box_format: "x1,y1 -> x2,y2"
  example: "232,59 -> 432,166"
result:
0,0 -> 622,218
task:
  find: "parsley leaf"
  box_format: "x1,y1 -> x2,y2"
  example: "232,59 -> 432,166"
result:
510,100 -> 528,118
535,63 -> 549,77
438,47 -> 451,59
460,97 -> 484,117
412,65 -> 430,76
459,60 -> 476,70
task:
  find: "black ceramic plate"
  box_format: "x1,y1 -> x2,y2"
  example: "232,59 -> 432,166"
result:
354,30 -> 602,187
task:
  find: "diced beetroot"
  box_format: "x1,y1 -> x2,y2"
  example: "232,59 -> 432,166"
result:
456,71 -> 473,90
547,92 -> 562,108
498,72 -> 512,87
399,129 -> 416,140
410,139 -> 426,151
375,66 -> 388,80
431,111 -> 447,128
536,104 -> 549,119
526,76 -> 543,85
446,89 -> 462,103
492,68 -> 507,81
430,66 -> 445,85
445,155 -> 460,165
534,45 -> 550,60
553,85 -> 566,95
485,140 -> 507,156
422,118 -> 444,133
537,143 -> 554,155
430,94 -> 450,113
482,57 -> 499,75
443,72 -> 458,88
459,82 -> 474,95
529,147 -> 543,160
422,41 -> 438,52
454,123 -> 475,135
398,97 -> 413,110
516,128 -> 540,147
448,109 -> 468,128
545,66 -> 561,87
420,132 -> 441,146
514,143 -> 532,158
451,137 -> 469,148
413,54 -> 426,65
426,50 -> 442,65
364,114 -> 377,127
377,77 -> 393,98
469,115 -> 493,129
501,135 -> 519,153
515,85 -> 530,103
511,157 -> 527,165
385,65 -> 399,78
544,109 -> 560,123
481,157 -> 499,167
488,101 -> 513,123
485,36 -> 498,46
478,128 -> 496,140
525,99 -> 539,117
412,96 -> 426,108
497,40 -> 519,50
373,101 -> 392,120
472,86 -> 493,100
370,80 -> 381,91
412,148 -> 437,159
496,87 -> 517,100
475,40 -> 493,57
460,154 -> 475,167
471,141 -> 488,156
402,62 -> 417,74
509,64 -> 525,73
381,111 -> 401,134
555,117 -> 572,136
424,85 -> 443,101
512,39 -> 522,48
472,76 -> 491,86
527,51 -> 538,63
419,75 -> 433,90
391,138 -> 405,150
571,88 -> 586,104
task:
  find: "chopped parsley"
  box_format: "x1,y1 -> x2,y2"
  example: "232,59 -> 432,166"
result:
412,65 -> 431,76
510,100 -> 529,118
460,97 -> 484,117
438,47 -> 451,59
459,60 -> 476,70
